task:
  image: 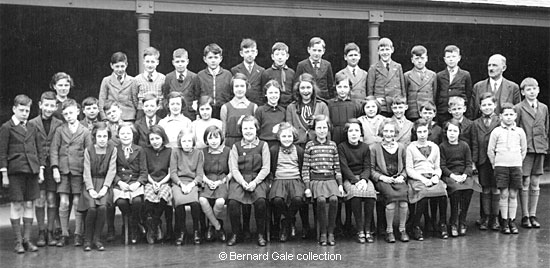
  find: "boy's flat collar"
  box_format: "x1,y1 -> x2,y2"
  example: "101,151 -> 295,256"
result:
11,115 -> 25,126
271,64 -> 288,70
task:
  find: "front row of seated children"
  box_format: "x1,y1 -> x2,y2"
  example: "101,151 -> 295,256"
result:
0,76 -> 546,253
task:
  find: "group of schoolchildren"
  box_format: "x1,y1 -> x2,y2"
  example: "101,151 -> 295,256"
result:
1,36 -> 548,254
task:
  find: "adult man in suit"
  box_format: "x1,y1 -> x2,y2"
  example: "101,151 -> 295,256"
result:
162,48 -> 199,121
295,37 -> 335,101
470,54 -> 520,119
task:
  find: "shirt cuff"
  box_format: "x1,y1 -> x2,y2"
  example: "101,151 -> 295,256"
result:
0,168 -> 6,172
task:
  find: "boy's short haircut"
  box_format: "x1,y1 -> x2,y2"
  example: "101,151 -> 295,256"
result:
420,101 -> 437,112
391,94 -> 407,106
143,47 -> 160,59
50,72 -> 74,90
411,45 -> 427,57
40,91 -> 57,102
272,42 -> 289,53
61,98 -> 79,111
103,99 -> 120,112
500,102 -> 515,113
344,42 -> 360,55
111,52 -> 128,64
203,125 -> 224,145
479,92 -> 496,104
82,97 -> 99,108
198,95 -> 214,108
444,45 -> 460,55
520,77 -> 539,90
91,122 -> 112,143
448,96 -> 466,108
240,38 -> 257,50
14,94 -> 32,107
172,48 -> 188,59
309,37 -> 326,48
204,43 -> 223,56
142,93 -> 159,105
378,37 -> 393,49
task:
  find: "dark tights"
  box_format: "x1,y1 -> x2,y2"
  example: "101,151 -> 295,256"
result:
316,196 -> 338,235
449,190 -> 473,225
272,197 -> 303,231
228,199 -> 266,236
350,197 -> 375,232
175,202 -> 201,233
85,206 -> 106,243
410,198 -> 429,228
429,196 -> 448,225
116,196 -> 143,234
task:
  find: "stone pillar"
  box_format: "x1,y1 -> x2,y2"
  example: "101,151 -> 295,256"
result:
136,1 -> 154,73
368,11 -> 384,66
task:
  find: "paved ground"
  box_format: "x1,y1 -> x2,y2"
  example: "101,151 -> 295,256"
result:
0,177 -> 549,268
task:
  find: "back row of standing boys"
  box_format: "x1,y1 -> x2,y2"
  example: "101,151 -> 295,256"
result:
1,37 -> 548,253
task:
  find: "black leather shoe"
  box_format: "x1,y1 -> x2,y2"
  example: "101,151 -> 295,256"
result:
501,219 -> 511,234
36,230 -> 46,247
83,242 -> 92,251
193,230 -> 201,245
479,216 -> 489,231
319,233 -> 327,246
56,236 -> 68,247
327,233 -> 335,246
227,234 -> 238,246
217,220 -> 226,242
257,234 -> 267,247
23,240 -> 38,252
450,224 -> 459,237
385,232 -> 396,243
459,223 -> 467,236
94,241 -> 105,251
490,216 -> 501,231
14,241 -> 25,254
356,231 -> 366,244
365,232 -> 374,243
509,219 -> 519,234
206,225 -> 215,241
530,216 -> 541,228
412,226 -> 424,241
74,234 -> 83,247
440,223 -> 449,239
521,216 -> 532,228
47,231 -> 58,246
175,232 -> 185,246
399,230 -> 409,242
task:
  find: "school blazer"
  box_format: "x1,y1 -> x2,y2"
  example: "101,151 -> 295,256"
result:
0,119 -> 44,174
514,100 -> 549,154
392,118 -> 414,148
161,70 -> 199,119
470,77 -> 520,119
335,67 -> 368,100
471,114 -> 500,165
436,68 -> 472,118
133,116 -> 160,148
367,61 -> 406,113
50,123 -> 92,175
114,144 -> 148,186
231,62 -> 265,106
369,142 -> 407,183
404,69 -> 437,120
98,73 -> 138,121
295,59 -> 334,100
28,115 -> 63,166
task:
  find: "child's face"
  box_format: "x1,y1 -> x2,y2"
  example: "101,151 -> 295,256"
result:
448,105 -> 466,120
106,106 -> 121,123
39,99 -> 57,119
480,98 -> 496,116
206,133 -> 221,150
241,121 -> 257,142
119,126 -> 133,146
95,129 -> 109,148
240,46 -> 258,64
420,108 -> 435,122
172,56 -> 189,73
143,99 -> 159,118
54,78 -> 71,98
378,45 -> 394,63
391,103 -> 408,119
110,61 -> 128,76
265,86 -> 280,107
149,133 -> 163,150
347,123 -> 362,144
446,124 -> 460,143
233,78 -> 247,99
364,100 -> 378,118
307,43 -> 325,62
500,108 -> 517,126
416,125 -> 429,142
335,79 -> 350,100
199,103 -> 212,120
83,104 -> 99,120
382,123 -> 396,142
344,50 -> 360,67
12,104 -> 30,122
168,97 -> 182,116
314,120 -> 329,141
279,128 -> 294,148
272,50 -> 289,67
521,86 -> 539,101
144,55 -> 159,73
62,106 -> 79,124
299,81 -> 313,103
443,51 -> 461,69
203,52 -> 222,70
411,53 -> 427,70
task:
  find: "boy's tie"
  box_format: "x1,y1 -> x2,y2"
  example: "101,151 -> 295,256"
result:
313,61 -> 320,76
148,118 -> 154,128
20,121 -> 27,131
386,63 -> 390,72
280,68 -> 286,92
147,72 -> 153,82
178,73 -> 184,83
352,68 -> 356,77
117,75 -> 123,85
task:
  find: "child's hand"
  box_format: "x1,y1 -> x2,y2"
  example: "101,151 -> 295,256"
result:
394,176 -> 405,184
304,189 -> 312,198
422,178 -> 433,187
356,179 -> 367,191
38,169 -> 45,184
88,189 -> 98,199
338,185 -> 345,197
53,168 -> 61,183
431,175 -> 439,185
97,187 -> 108,198
247,181 -> 257,192
118,181 -> 129,191
2,175 -> 9,188
129,182 -> 140,192
382,176 -> 394,184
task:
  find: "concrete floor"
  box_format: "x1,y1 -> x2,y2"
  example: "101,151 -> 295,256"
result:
0,186 -> 549,268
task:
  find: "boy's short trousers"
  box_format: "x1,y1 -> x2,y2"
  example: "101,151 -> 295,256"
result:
522,153 -> 545,176
495,166 -> 522,189
39,166 -> 57,192
9,173 -> 40,202
477,161 -> 495,188
57,173 -> 83,194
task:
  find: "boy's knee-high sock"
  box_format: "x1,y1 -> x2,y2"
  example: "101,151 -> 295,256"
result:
499,196 -> 509,220
491,194 -> 500,217
35,206 -> 45,231
74,210 -> 83,235
11,218 -> 22,242
481,193 -> 491,217
47,207 -> 57,231
520,190 -> 529,217
529,190 -> 540,217
23,217 -> 33,241
508,196 -> 518,220
59,208 -> 70,236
